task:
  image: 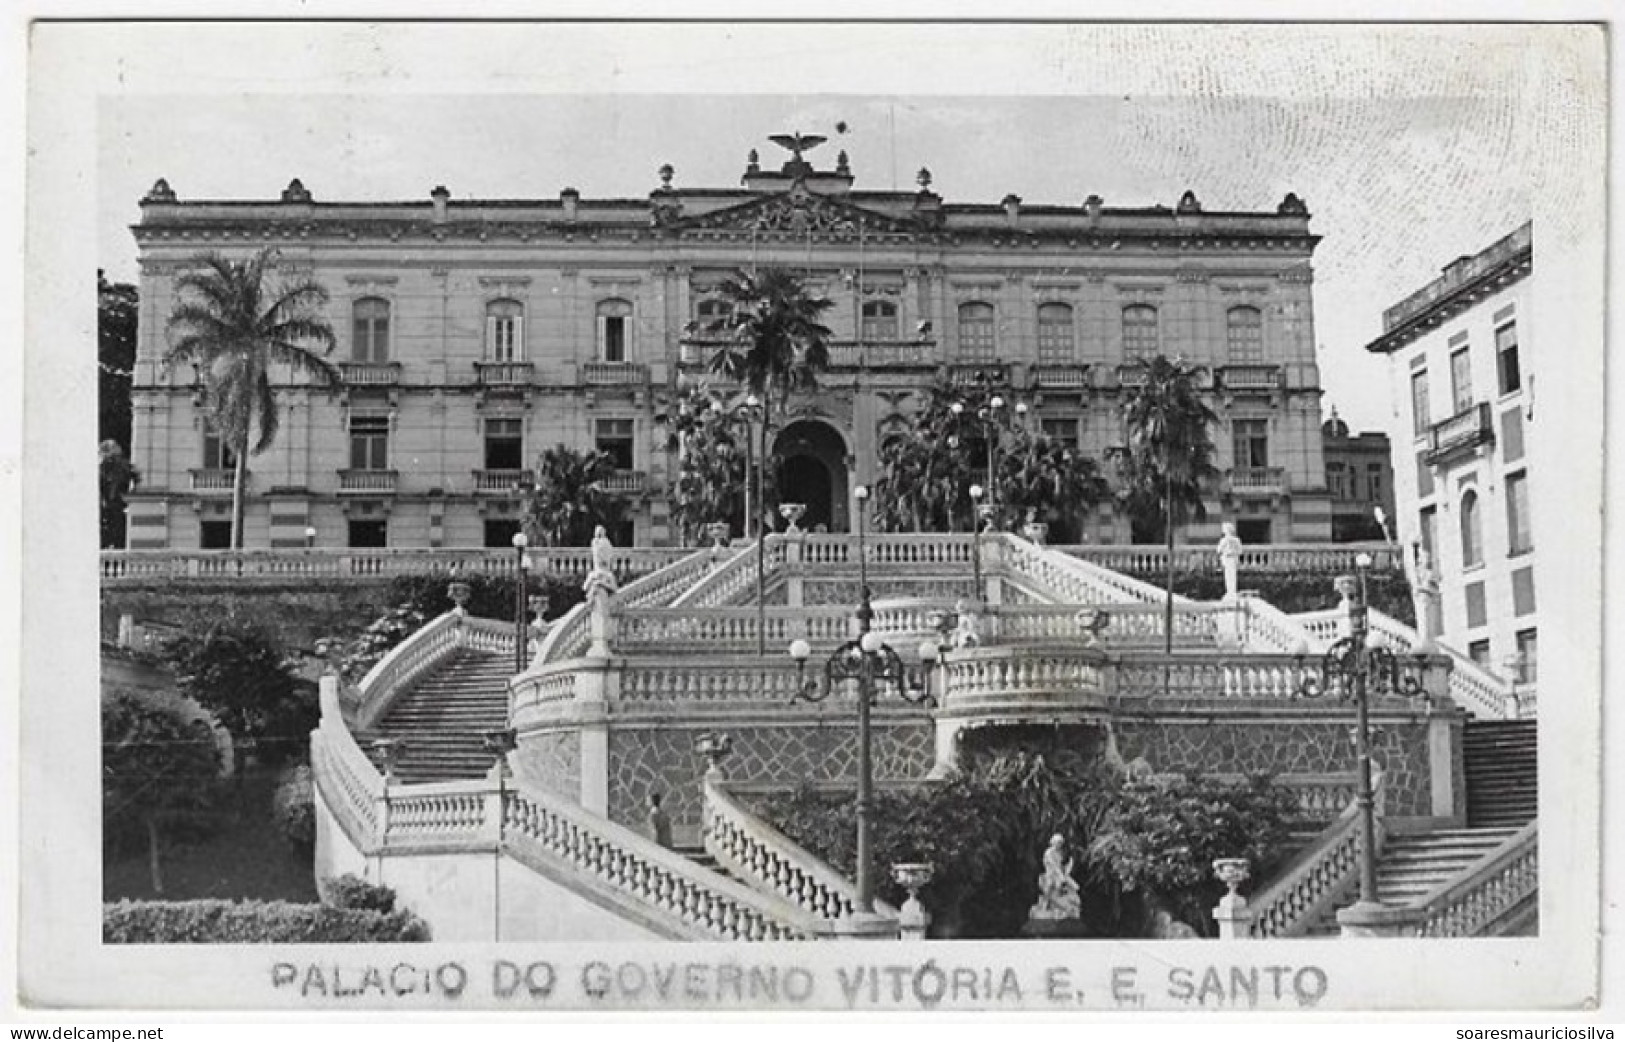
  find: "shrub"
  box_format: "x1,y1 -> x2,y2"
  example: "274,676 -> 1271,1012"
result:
160,617 -> 317,768
102,899 -> 431,943
337,604 -> 427,683
320,874 -> 397,914
271,765 -> 315,850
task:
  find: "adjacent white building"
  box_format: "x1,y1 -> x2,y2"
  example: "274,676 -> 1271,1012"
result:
1365,223 -> 1536,695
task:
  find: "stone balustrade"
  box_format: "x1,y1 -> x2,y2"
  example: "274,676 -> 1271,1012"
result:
1113,655 -> 1319,701
1408,821 -> 1537,937
1246,770 -> 1387,938
1056,541 -> 1403,579
188,468 -> 237,493
339,360 -> 402,386
101,546 -> 692,586
702,777 -> 897,923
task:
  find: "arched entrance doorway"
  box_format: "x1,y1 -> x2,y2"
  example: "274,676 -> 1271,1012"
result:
773,420 -> 849,532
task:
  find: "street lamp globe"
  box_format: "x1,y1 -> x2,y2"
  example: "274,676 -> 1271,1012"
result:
860,631 -> 883,654
512,531 -> 529,550
969,484 -> 984,501
1355,552 -> 1373,569
950,402 -> 964,416
788,638 -> 811,663
1015,401 -> 1028,416
854,484 -> 869,501
746,394 -> 760,409
918,640 -> 940,663
990,395 -> 1005,410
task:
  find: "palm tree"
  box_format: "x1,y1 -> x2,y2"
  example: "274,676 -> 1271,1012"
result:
524,445 -> 630,547
705,267 -> 833,534
1116,355 -> 1220,652
998,434 -> 1110,541
163,249 -> 339,549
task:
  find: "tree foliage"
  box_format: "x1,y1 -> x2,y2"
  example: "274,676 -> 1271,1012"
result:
163,249 -> 340,549
871,376 -> 1109,538
522,444 -> 632,548
703,266 -> 834,407
159,616 -> 316,768
102,693 -> 223,895
98,270 -> 139,450
99,439 -> 140,549
662,383 -> 767,543
1114,355 -> 1220,543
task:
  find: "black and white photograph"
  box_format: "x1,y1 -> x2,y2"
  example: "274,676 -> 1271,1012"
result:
11,15 -> 1613,1020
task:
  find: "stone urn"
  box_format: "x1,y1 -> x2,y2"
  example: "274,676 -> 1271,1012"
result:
779,502 -> 807,534
694,731 -> 734,779
705,521 -> 732,549
1213,857 -> 1251,896
891,862 -> 934,938
1021,514 -> 1049,545
447,580 -> 472,613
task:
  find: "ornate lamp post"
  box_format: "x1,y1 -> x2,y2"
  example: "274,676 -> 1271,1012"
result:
968,483 -> 985,602
1293,552 -> 1434,926
304,525 -> 317,550
788,484 -> 937,922
714,393 -> 769,657
511,531 -> 530,674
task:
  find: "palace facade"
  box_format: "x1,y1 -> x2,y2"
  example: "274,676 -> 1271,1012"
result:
125,136 -> 1332,550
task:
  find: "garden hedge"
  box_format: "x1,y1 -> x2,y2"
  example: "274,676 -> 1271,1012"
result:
102,898 -> 430,943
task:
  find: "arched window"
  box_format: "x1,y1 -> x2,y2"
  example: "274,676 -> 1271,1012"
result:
486,299 -> 524,362
1122,304 -> 1159,359
1227,306 -> 1263,363
1037,303 -> 1074,363
861,299 -> 898,342
958,302 -> 995,361
597,298 -> 632,362
1460,489 -> 1483,568
352,297 -> 390,363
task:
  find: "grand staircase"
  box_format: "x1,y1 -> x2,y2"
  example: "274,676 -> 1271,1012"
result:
1302,827 -> 1522,936
355,649 -> 511,783
1464,720 -> 1538,828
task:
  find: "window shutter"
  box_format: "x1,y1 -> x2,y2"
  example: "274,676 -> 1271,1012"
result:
486,316 -> 497,358
514,316 -> 525,360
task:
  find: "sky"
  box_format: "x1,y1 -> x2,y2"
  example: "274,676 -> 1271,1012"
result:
93,22 -> 1604,435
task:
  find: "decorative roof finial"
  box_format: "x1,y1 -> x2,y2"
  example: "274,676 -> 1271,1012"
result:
142,178 -> 177,204
281,178 -> 312,204
746,148 -> 760,174
1278,192 -> 1308,216
916,167 -> 932,190
1177,189 -> 1201,214
768,132 -> 827,165
658,163 -> 674,189
836,149 -> 851,177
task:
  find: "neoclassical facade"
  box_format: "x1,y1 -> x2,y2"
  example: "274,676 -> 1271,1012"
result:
1366,223 -> 1536,688
124,136 -> 1332,550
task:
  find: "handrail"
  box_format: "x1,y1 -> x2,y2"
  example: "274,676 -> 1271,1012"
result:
668,540 -> 765,609
702,776 -> 898,923
353,611 -> 463,728
1295,606 -> 1518,720
1406,820 -> 1538,937
1053,542 -> 1405,578
1247,769 -> 1387,938
1235,594 -> 1317,655
503,786 -> 812,941
100,546 -> 690,585
1000,534 -> 1184,607
312,680 -> 384,842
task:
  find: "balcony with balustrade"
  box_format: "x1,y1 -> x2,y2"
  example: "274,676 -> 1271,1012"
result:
582,361 -> 649,387
948,363 -> 1008,387
188,468 -> 238,494
824,339 -> 938,370
339,361 -> 403,387
337,469 -> 399,495
472,469 -> 534,496
474,361 -> 535,389
1425,402 -> 1495,466
1030,363 -> 1092,391
1226,465 -> 1288,499
1217,364 -> 1284,397
601,469 -> 647,495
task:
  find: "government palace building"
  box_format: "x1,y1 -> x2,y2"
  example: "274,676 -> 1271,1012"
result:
124,135 -> 1333,551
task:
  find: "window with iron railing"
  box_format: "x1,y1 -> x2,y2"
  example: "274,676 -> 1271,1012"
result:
485,417 -> 524,471
201,423 -> 236,470
1232,418 -> 1269,469
349,415 -> 390,471
595,417 -> 635,471
861,299 -> 898,341
486,299 -> 524,362
598,298 -> 632,363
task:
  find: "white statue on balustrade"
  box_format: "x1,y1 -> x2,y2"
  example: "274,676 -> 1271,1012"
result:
950,599 -> 981,649
1216,521 -> 1243,602
584,525 -> 619,597
1406,541 -> 1441,652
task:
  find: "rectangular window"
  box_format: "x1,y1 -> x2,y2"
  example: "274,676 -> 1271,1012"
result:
1122,306 -> 1159,360
483,518 -> 521,549
1232,419 -> 1269,469
1419,505 -> 1437,557
1366,464 -> 1384,504
485,418 -> 523,470
1411,369 -> 1431,436
1512,566 -> 1536,616
349,416 -> 390,471
1496,323 -> 1521,395
1416,452 -> 1435,499
1041,417 -> 1079,450
595,418 -> 635,471
958,304 -> 996,361
1468,639 -> 1491,667
347,519 -> 388,549
1037,304 -> 1075,364
1515,629 -> 1538,684
1505,471 -> 1532,554
1465,580 -> 1487,629
603,316 -> 627,363
1501,407 -> 1525,463
199,519 -> 232,549
1226,307 -> 1264,363
353,305 -> 390,363
201,425 -> 237,471
862,301 -> 899,342
1450,346 -> 1473,414
1236,518 -> 1272,543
